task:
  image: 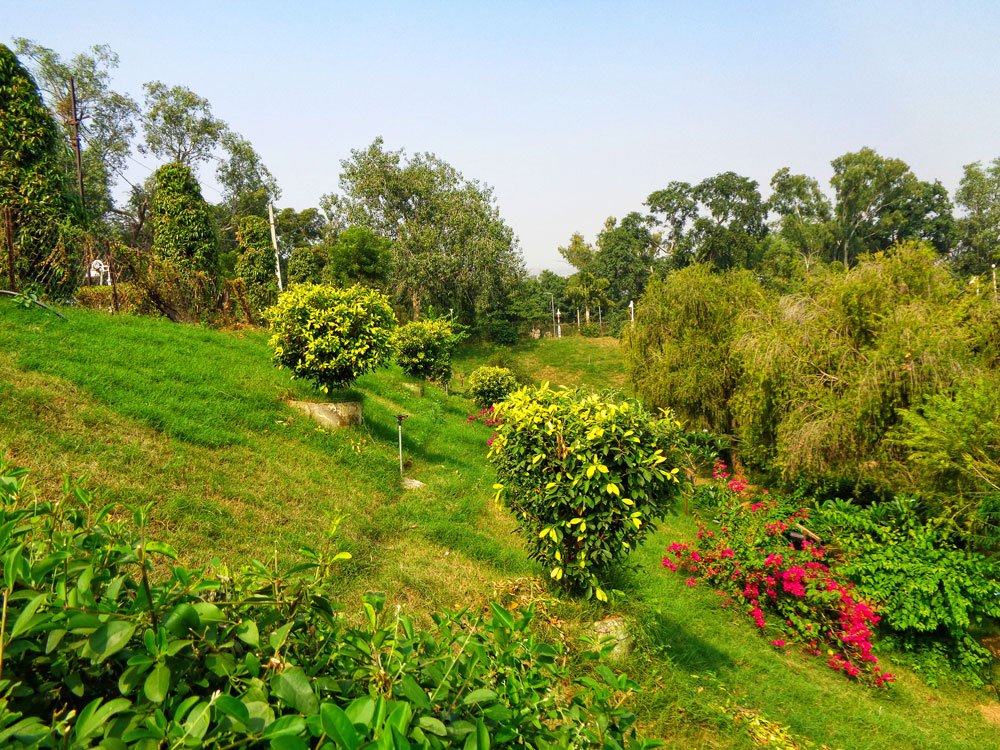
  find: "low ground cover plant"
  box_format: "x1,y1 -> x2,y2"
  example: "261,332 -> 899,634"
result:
489,385 -> 685,601
266,283 -> 396,392
664,465 -> 895,687
814,499 -> 1000,686
0,456 -> 656,749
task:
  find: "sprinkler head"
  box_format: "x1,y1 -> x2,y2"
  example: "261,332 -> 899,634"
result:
396,414 -> 408,424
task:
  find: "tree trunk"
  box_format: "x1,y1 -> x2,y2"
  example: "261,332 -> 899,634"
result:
411,291 -> 421,321
585,305 -> 591,324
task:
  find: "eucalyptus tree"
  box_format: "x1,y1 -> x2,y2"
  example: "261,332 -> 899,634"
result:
325,137 -> 524,321
830,147 -> 953,265
140,82 -> 227,167
952,158 -> 1000,275
647,172 -> 767,270
12,38 -> 138,224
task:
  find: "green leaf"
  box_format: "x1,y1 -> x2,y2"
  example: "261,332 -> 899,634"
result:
418,716 -> 448,737
73,697 -> 131,742
235,619 -> 260,647
183,701 -> 211,741
398,675 -> 430,710
9,593 -> 48,639
320,703 -> 359,747
142,541 -> 178,559
272,667 -> 319,714
88,619 -> 136,662
215,694 -> 251,727
143,663 -> 170,703
462,688 -> 498,706
262,715 -> 307,738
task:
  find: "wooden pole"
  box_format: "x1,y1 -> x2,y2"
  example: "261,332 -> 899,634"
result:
268,202 -> 283,292
69,77 -> 85,208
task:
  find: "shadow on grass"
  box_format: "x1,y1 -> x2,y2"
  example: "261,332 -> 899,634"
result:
643,611 -> 737,676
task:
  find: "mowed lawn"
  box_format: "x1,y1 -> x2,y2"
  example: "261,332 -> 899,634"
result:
1,302 -> 997,749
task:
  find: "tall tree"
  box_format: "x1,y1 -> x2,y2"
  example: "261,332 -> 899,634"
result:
325,137 -> 524,321
12,38 -> 137,225
830,147 -> 953,265
558,232 -> 596,271
234,215 -> 277,315
953,158 -> 1000,275
767,167 -> 835,262
565,270 -> 610,324
594,212 -> 659,303
647,172 -> 767,269
215,131 -> 280,220
0,43 -> 76,293
326,226 -> 390,288
140,82 -> 227,167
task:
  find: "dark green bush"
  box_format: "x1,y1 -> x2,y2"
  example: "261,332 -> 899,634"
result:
0,456 -> 657,749
467,366 -> 520,409
815,498 -> 1000,686
579,323 -> 601,338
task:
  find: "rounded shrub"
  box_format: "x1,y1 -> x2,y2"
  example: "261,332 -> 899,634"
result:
489,385 -> 685,600
394,318 -> 465,385
266,283 -> 396,392
467,365 -> 520,408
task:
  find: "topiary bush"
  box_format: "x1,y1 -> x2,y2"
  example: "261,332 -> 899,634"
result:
467,366 -> 520,409
394,318 -> 465,386
266,283 -> 396,392
489,385 -> 685,600
0,455 -> 657,749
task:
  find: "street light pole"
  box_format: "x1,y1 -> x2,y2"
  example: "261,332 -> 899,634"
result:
547,292 -> 556,338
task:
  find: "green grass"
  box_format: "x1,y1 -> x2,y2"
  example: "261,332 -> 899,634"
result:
1,303 -> 997,748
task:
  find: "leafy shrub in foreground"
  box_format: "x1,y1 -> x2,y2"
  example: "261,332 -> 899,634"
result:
0,456 -> 657,749
664,466 -> 895,687
467,366 -> 519,409
490,385 -> 684,600
394,318 -> 465,386
266,283 -> 396,392
814,498 -> 1000,686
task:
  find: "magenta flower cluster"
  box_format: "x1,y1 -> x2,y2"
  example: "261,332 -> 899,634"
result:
663,462 -> 894,688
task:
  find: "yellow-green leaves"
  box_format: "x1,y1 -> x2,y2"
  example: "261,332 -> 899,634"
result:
488,384 -> 686,603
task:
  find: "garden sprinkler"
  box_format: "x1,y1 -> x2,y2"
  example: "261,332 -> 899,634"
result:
396,414 -> 408,476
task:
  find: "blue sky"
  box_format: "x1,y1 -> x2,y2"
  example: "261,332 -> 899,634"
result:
7,1 -> 1000,273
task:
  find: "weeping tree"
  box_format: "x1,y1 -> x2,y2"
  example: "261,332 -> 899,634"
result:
0,43 -> 78,295
624,265 -> 771,436
733,242 -> 977,485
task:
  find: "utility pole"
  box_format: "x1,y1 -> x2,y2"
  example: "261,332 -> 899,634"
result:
268,202 -> 283,292
69,77 -> 85,208
547,292 -> 555,338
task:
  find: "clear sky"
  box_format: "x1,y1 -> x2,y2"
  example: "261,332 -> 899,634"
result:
6,1 -> 1000,274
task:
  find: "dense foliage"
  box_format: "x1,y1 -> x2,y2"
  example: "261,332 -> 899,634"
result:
664,466 -> 895,687
266,284 -> 396,392
466,366 -> 520,409
234,215 -> 278,317
814,499 -> 1000,685
393,319 -> 464,386
0,43 -> 76,296
151,162 -> 218,272
489,386 -> 684,600
0,456 -> 657,749
628,243 -> 1000,539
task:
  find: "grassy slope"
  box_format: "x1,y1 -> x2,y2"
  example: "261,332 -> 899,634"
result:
0,305 -> 996,748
